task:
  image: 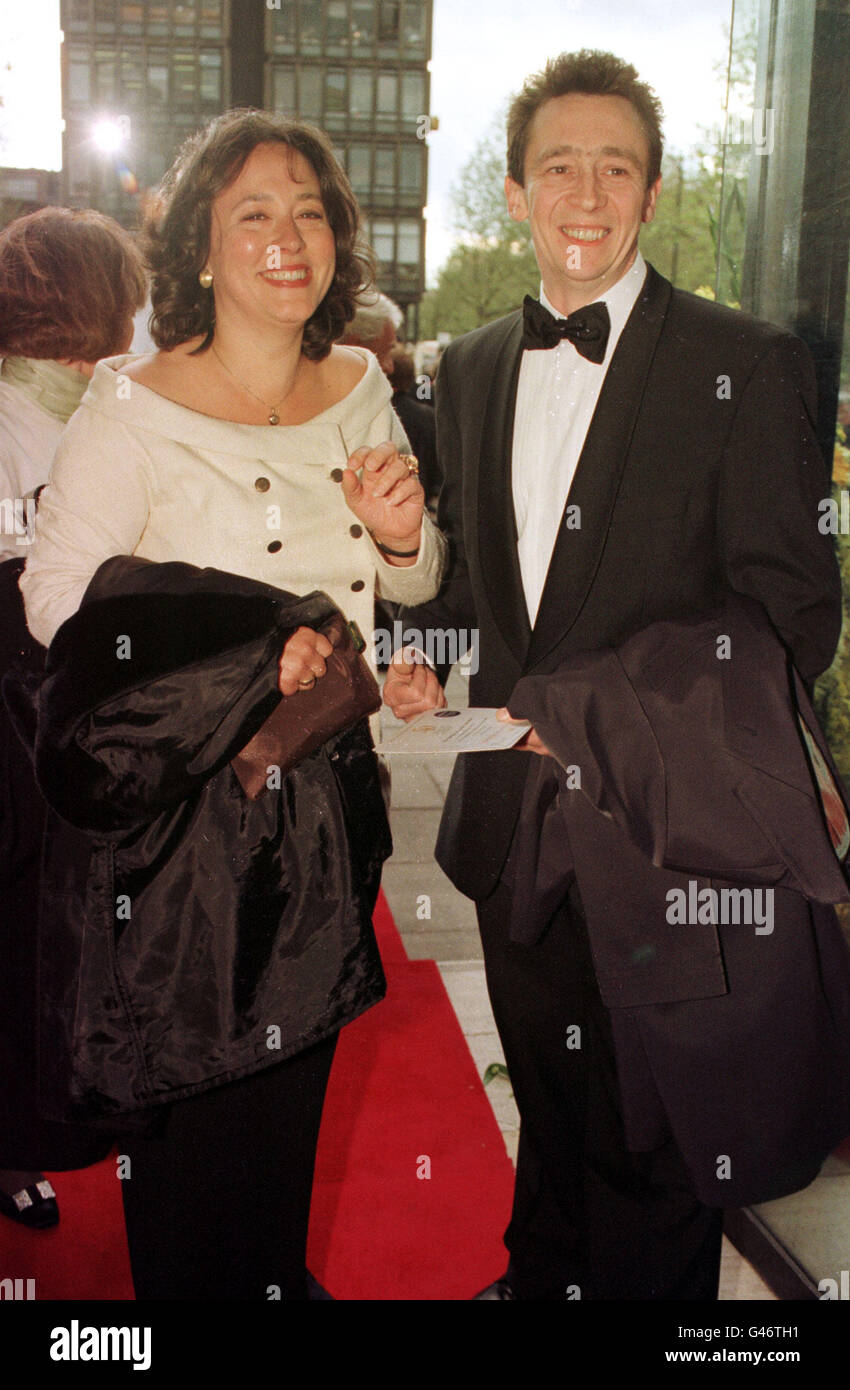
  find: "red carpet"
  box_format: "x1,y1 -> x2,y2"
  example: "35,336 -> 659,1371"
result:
307,892 -> 515,1299
0,892 -> 514,1300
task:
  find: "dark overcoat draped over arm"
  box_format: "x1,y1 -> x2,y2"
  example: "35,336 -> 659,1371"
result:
3,556 -> 391,1124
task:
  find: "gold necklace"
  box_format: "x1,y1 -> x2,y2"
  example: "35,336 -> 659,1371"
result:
211,342 -> 284,425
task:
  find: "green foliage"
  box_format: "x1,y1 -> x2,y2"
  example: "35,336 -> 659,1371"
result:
419,238 -> 538,338
638,154 -> 720,293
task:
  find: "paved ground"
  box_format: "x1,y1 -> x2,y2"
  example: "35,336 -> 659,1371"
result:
378,668 -> 775,1300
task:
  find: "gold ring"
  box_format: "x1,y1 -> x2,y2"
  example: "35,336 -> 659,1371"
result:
399,453 -> 419,476
298,677 -> 317,689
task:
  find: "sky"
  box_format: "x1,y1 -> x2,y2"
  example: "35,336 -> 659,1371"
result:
0,0 -> 736,280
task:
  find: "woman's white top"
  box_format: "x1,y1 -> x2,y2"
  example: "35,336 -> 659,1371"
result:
21,349 -> 446,664
0,382 -> 64,562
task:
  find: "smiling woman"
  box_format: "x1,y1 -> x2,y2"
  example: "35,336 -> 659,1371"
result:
19,108 -> 446,1300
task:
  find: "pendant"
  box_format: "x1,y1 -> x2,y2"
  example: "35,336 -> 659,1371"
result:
268,410 -> 279,425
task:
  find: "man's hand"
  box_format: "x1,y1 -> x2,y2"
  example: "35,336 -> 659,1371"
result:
383,648 -> 446,721
497,708 -> 552,756
341,443 -> 424,562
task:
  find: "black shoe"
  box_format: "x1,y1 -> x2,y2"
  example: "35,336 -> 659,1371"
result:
472,1276 -> 516,1300
0,1179 -> 59,1230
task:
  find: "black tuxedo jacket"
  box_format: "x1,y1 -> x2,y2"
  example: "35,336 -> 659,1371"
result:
402,265 -> 848,1203
405,264 -> 841,904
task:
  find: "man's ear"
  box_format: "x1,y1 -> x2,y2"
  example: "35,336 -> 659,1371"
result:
505,174 -> 529,223
642,174 -> 662,226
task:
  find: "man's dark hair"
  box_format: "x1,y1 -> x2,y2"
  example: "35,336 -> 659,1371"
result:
507,50 -> 664,188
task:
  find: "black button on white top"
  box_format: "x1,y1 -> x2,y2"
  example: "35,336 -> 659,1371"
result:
267,540 -> 282,553
350,579 -> 365,592
349,524 -> 363,538
254,477 -> 270,492
330,467 -> 344,482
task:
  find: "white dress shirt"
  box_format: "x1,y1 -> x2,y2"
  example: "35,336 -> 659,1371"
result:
511,251 -> 647,624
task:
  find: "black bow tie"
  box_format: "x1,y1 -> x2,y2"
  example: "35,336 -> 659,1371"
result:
521,295 -> 610,363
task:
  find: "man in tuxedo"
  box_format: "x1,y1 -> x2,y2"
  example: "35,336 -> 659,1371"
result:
384,50 -> 844,1300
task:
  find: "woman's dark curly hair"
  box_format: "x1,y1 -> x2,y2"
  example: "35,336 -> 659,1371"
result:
142,109 -> 376,361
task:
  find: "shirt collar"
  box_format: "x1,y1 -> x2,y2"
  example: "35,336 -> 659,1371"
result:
539,250 -> 647,352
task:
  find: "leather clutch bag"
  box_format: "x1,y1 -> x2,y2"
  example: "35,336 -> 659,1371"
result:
230,612 -> 381,799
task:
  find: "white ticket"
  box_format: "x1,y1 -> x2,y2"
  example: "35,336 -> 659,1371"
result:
376,707 -> 531,754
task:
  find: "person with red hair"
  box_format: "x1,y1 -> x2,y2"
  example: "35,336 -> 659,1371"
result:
0,205 -> 146,1227
0,206 -> 146,558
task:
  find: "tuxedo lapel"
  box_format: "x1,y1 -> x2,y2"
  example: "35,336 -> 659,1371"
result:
525,266 -> 673,671
473,312 -> 531,666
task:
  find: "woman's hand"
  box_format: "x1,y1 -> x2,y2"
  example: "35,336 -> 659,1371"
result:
278,626 -> 334,696
341,443 -> 424,563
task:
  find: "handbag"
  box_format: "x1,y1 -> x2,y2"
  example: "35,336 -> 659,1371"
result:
230,612 -> 381,798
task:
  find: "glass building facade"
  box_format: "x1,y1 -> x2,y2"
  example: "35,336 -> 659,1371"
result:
713,0 -> 850,1301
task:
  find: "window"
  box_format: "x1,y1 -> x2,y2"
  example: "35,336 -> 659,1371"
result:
200,2 -> 223,37
67,0 -> 92,32
199,51 -> 222,103
299,67 -> 322,119
378,1 -> 399,40
372,218 -> 395,265
326,1 -> 348,52
172,52 -> 197,105
350,71 -> 372,118
325,70 -> 346,118
376,72 -> 398,131
3,175 -> 39,198
325,70 -> 345,108
374,146 -> 395,192
273,67 -> 296,113
94,47 -> 116,102
66,142 -> 91,194
399,144 -> 422,197
147,4 -> 169,34
402,0 -> 426,54
271,3 -> 296,51
299,0 -> 322,52
377,72 -> 398,114
351,1 -> 375,47
120,2 -> 143,34
147,57 -> 169,106
174,1 -> 198,36
120,50 -> 145,105
67,50 -> 91,104
397,218 -> 420,264
94,0 -> 116,32
348,144 -> 370,194
401,72 -> 424,122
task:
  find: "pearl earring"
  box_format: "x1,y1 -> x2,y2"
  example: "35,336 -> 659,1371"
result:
199,268 -> 213,289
